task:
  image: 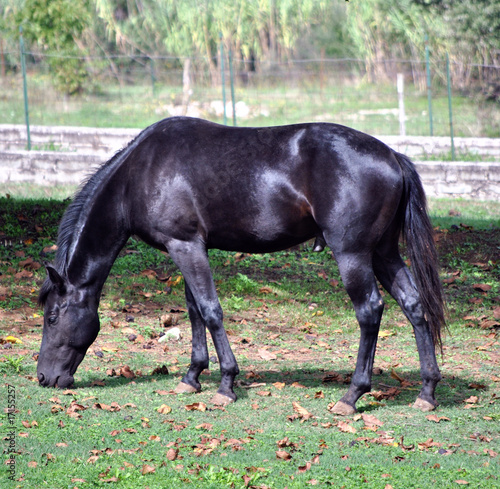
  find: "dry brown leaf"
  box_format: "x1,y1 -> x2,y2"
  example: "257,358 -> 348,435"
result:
120,365 -> 136,379
259,286 -> 273,294
276,450 -> 292,461
361,413 -> 384,428
464,396 -> 479,404
157,404 -> 172,414
166,448 -> 179,461
473,283 -> 491,292
273,382 -> 285,390
426,414 -> 450,423
185,402 -> 207,412
337,421 -> 357,434
257,390 -> 272,397
292,402 -> 313,420
258,348 -> 277,361
141,464 -> 156,475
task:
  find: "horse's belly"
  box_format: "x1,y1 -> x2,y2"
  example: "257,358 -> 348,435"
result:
206,215 -> 319,253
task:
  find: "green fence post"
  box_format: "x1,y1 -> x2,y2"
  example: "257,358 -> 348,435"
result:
19,27 -> 31,150
425,34 -> 433,136
446,53 -> 455,160
229,48 -> 236,126
219,33 -> 227,125
150,57 -> 156,97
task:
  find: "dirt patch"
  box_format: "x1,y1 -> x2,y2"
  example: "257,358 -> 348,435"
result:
435,228 -> 500,269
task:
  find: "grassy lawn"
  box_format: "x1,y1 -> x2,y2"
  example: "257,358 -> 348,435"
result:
0,195 -> 499,488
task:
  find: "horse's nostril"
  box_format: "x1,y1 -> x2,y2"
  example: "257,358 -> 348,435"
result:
38,373 -> 46,385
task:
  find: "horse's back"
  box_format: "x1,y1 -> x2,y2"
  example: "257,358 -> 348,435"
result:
122,118 -> 404,253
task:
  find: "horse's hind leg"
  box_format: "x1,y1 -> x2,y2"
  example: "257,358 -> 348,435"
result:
330,252 -> 385,415
373,245 -> 441,411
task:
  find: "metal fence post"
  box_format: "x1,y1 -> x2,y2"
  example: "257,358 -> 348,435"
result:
425,34 -> 433,136
446,53 -> 455,160
150,57 -> 156,97
219,33 -> 227,125
19,27 -> 31,150
229,48 -> 236,126
397,73 -> 406,136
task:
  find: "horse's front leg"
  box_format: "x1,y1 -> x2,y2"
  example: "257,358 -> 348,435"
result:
174,284 -> 209,394
168,240 -> 240,405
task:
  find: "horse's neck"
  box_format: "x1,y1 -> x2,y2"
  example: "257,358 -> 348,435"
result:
65,204 -> 129,297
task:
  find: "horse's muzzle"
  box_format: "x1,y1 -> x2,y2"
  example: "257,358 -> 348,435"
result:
37,372 -> 74,388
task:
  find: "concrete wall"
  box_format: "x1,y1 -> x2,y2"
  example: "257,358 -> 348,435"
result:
0,124 -> 499,201
1,150 -> 499,201
1,123 -> 500,158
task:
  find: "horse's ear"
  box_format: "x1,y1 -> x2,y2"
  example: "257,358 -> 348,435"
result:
46,265 -> 67,295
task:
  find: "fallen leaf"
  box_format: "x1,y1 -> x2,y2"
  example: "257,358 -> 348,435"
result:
166,448 -> 179,461
337,421 -> 357,434
120,365 -> 136,379
361,413 -> 384,428
141,464 -> 156,475
455,480 -> 469,485
259,286 -> 273,294
157,404 -> 172,414
298,461 -> 312,473
473,283 -> 491,292
276,450 -> 292,461
4,335 -> 22,344
464,396 -> 479,404
379,330 -> 395,338
426,414 -> 450,423
185,402 -> 207,412
418,438 -> 442,450
273,382 -> 285,390
293,402 -> 313,420
257,390 -> 272,397
258,348 -> 277,361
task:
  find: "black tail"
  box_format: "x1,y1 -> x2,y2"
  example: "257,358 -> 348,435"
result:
395,152 -> 446,351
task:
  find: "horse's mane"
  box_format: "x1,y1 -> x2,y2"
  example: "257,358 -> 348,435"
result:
38,120 -> 163,305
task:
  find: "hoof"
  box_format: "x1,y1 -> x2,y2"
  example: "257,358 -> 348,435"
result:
174,382 -> 199,394
413,397 -> 436,412
210,392 -> 235,406
330,400 -> 356,416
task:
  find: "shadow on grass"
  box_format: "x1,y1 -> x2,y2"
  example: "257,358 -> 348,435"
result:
67,365 -> 491,411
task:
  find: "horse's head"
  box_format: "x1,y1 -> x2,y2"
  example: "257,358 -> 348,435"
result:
37,266 -> 100,388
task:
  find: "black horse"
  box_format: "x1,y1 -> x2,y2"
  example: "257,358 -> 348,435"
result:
38,117 -> 445,415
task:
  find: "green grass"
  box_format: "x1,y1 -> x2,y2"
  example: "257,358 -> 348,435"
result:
428,198 -> 500,229
0,196 -> 499,488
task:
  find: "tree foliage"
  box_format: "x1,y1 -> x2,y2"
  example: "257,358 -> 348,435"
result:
15,0 -> 92,94
2,0 -> 497,95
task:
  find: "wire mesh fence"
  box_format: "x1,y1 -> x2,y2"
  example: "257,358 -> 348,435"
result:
1,48 -> 499,142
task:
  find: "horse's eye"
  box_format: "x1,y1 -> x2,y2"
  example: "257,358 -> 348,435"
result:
48,314 -> 58,325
